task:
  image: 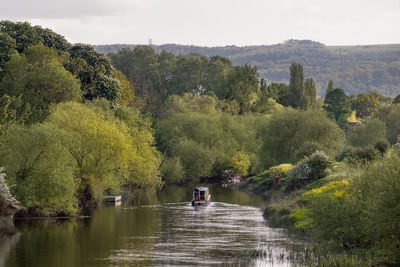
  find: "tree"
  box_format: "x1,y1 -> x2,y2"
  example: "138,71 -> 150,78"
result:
323,87 -> 352,127
259,109 -> 345,167
347,119 -> 387,147
0,32 -> 17,73
0,94 -> 30,125
67,44 -> 121,104
0,21 -> 42,53
225,65 -> 259,114
300,78 -> 317,109
157,50 -> 176,102
289,63 -> 304,108
326,80 -> 334,94
48,102 -> 161,202
169,54 -> 208,96
0,44 -> 82,123
374,104 -> 400,144
34,25 -> 70,52
0,124 -> 78,215
351,92 -> 381,119
112,69 -> 134,107
266,82 -> 291,106
204,55 -> 232,98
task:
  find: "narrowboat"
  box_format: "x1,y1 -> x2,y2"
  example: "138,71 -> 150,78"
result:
191,187 -> 211,206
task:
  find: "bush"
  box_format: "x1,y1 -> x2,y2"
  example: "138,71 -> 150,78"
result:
374,140 -> 390,155
344,146 -> 380,165
303,155 -> 400,265
288,151 -> 331,188
0,167 -> 20,217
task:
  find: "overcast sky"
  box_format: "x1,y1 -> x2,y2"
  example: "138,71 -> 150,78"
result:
2,0 -> 400,46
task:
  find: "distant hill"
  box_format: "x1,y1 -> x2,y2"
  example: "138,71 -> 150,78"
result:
94,40 -> 400,97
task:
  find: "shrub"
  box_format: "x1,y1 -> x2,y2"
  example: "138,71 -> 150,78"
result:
288,150 -> 331,188
0,167 -> 20,217
374,140 -> 390,155
344,146 -> 380,165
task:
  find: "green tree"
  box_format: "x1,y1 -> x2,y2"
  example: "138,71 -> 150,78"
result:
34,25 -> 70,52
0,44 -> 82,123
326,80 -> 334,94
169,54 -> 208,96
374,104 -> 400,144
0,32 -> 17,73
0,21 -> 42,53
48,102 -> 161,202
347,119 -> 387,147
351,92 -> 381,119
157,50 -> 176,102
259,109 -> 345,166
300,78 -> 317,109
266,82 -> 291,106
0,124 -> 78,215
289,63 -> 304,108
110,46 -> 161,113
67,44 -> 121,104
323,87 -> 352,127
112,69 -> 134,107
204,55 -> 232,98
225,65 -> 259,114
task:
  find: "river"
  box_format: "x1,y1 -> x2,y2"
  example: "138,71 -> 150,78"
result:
1,184 -> 305,266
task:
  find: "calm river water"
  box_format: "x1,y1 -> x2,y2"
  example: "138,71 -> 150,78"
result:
1,185 -> 305,266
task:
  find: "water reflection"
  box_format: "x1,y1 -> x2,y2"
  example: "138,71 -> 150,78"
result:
3,185 -> 303,266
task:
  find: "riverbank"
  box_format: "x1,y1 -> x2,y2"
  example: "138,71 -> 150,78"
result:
239,155 -> 400,266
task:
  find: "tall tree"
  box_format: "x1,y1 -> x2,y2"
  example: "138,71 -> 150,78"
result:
204,55 -> 232,98
289,63 -> 304,108
326,80 -> 334,94
301,78 -> 317,110
323,87 -> 352,128
169,54 -> 208,96
225,65 -> 259,114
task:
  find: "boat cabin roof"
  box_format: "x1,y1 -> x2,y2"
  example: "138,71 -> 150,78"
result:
194,187 -> 209,192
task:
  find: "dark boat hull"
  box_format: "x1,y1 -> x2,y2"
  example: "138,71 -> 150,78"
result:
191,195 -> 211,206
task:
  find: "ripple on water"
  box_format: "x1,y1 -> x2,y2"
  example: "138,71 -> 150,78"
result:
104,201 -> 302,266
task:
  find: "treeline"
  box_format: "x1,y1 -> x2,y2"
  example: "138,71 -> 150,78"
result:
0,21 -> 160,217
96,39 -> 400,97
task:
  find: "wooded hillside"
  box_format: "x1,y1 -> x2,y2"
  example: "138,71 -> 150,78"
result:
95,40 -> 400,96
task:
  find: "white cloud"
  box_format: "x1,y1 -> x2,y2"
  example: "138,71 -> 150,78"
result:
0,0 -> 146,19
2,0 -> 400,46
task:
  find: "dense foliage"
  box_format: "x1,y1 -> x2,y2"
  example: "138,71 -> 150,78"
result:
156,94 -> 262,183
0,21 -> 158,215
258,109 -> 344,166
96,40 -> 400,97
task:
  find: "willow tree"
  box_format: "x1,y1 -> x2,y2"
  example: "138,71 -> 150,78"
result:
48,101 -> 161,203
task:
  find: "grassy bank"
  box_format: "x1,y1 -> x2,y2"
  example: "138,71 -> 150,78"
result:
242,152 -> 400,266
